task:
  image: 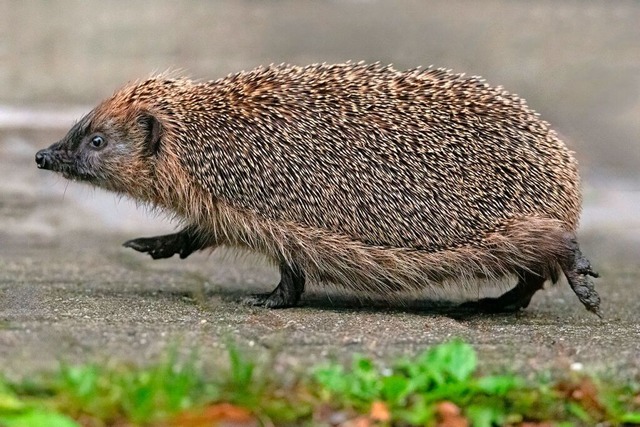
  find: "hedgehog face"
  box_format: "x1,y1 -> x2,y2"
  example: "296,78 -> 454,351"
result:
35,110 -> 161,198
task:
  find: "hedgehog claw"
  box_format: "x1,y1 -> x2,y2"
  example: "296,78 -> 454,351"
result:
123,227 -> 204,260
123,235 -> 181,259
243,262 -> 305,309
243,292 -> 293,308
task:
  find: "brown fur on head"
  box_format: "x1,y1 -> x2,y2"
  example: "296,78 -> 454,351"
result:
35,85 -> 164,202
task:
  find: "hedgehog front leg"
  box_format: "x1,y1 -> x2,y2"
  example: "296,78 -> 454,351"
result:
243,261 -> 305,308
123,226 -> 210,260
462,270 -> 547,313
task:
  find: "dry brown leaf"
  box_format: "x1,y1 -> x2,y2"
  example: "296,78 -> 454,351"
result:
171,402 -> 257,427
436,401 -> 469,427
369,400 -> 391,422
557,377 -> 604,415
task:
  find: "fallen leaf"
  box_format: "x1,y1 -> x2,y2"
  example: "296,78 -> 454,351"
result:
171,402 -> 257,427
557,377 -> 604,415
370,400 -> 390,422
436,401 -> 468,427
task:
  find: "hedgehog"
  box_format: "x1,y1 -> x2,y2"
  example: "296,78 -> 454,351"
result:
35,63 -> 600,314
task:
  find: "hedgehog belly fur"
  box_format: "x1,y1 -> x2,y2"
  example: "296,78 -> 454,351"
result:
194,199 -> 569,295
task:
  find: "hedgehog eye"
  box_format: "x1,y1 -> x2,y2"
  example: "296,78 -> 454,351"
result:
89,135 -> 106,150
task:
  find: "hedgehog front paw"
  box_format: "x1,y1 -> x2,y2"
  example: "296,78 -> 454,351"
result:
243,262 -> 305,308
123,233 -> 189,259
242,292 -> 297,309
123,227 -> 207,260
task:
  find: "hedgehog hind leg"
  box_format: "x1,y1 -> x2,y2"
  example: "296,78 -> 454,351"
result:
560,233 -> 601,317
461,269 -> 547,313
244,261 -> 305,308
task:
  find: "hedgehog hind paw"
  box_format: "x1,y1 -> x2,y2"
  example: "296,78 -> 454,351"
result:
460,270 -> 546,313
243,261 -> 305,309
561,235 -> 602,317
564,262 -> 602,317
459,297 -> 528,313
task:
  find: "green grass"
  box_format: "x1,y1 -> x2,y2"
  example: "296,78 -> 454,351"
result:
1,340 -> 638,426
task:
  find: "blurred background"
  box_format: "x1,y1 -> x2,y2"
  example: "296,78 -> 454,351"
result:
1,0 -> 639,262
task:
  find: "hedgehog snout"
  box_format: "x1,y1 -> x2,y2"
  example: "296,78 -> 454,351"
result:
35,148 -> 54,170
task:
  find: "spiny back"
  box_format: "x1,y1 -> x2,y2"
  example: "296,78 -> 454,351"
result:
113,63 -> 582,251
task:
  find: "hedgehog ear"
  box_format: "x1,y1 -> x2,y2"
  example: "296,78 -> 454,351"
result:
138,113 -> 162,156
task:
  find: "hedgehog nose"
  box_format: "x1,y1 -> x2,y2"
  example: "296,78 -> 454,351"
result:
35,149 -> 52,169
